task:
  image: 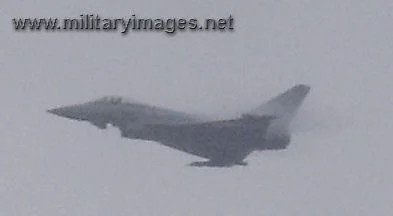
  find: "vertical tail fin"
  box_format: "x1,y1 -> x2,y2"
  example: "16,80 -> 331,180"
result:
248,84 -> 311,121
247,84 -> 311,149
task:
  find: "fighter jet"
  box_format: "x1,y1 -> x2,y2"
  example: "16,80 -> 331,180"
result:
47,84 -> 310,167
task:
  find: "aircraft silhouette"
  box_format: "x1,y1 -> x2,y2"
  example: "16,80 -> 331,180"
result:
47,84 -> 310,167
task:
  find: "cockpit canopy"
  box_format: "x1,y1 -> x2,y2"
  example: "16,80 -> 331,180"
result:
91,96 -> 135,105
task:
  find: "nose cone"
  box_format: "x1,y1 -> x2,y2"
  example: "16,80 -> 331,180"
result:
47,105 -> 88,121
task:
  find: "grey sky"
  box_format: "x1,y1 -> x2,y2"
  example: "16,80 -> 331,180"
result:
1,0 -> 392,215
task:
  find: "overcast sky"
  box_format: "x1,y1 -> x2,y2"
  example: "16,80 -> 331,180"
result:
1,0 -> 393,215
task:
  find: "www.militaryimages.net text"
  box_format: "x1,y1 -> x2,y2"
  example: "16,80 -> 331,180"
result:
12,14 -> 235,35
